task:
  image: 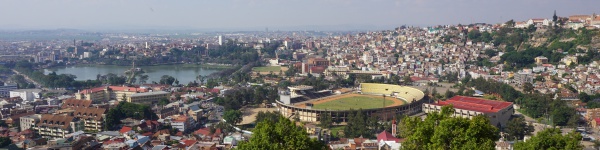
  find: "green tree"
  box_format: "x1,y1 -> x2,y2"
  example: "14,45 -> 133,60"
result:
236,116 -> 327,150
0,137 -> 12,148
343,109 -> 380,138
444,89 -> 455,99
318,113 -> 333,129
431,87 -> 438,98
158,98 -> 170,106
402,76 -> 413,85
553,10 -> 558,22
523,82 -> 534,94
579,92 -> 591,103
139,74 -> 149,84
505,19 -> 516,27
197,75 -> 206,85
514,128 -> 582,150
159,75 -> 176,85
505,116 -> 534,140
0,120 -> 8,128
104,109 -> 121,130
224,110 -> 243,126
401,105 -> 499,150
103,102 -> 158,130
206,78 -> 219,89
255,111 -> 281,124
174,79 -> 179,85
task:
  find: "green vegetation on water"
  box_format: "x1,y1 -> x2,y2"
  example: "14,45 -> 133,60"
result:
252,66 -> 282,72
313,96 -> 397,110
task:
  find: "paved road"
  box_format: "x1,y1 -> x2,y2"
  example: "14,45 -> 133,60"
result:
11,69 -> 44,89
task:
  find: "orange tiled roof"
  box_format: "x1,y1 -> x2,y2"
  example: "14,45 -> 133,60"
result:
37,114 -> 74,129
119,126 -> 132,133
61,99 -> 92,109
74,107 -> 106,121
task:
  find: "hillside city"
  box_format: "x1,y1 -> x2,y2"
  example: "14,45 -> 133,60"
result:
0,12 -> 598,150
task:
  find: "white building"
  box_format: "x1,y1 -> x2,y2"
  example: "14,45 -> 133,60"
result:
526,19 -> 552,27
9,89 -> 42,102
362,53 -> 373,64
83,52 -> 92,58
218,36 -> 222,46
167,115 -> 195,132
20,114 -> 41,132
0,83 -> 17,97
567,22 -> 585,30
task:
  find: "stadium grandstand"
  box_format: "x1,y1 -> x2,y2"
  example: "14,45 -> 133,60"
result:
359,83 -> 425,103
279,85 -> 332,105
275,83 -> 426,123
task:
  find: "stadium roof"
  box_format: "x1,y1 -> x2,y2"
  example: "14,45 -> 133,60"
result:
289,85 -> 313,91
430,96 -> 513,113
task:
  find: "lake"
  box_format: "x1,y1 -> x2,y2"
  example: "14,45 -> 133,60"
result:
44,64 -> 223,84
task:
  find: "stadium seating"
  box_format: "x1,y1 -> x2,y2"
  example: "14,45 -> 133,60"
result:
289,89 -> 332,103
360,83 -> 424,104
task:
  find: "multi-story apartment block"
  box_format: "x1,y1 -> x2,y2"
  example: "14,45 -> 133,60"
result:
514,71 -> 533,85
0,83 -> 17,97
586,108 -> 600,121
187,105 -> 203,122
34,114 -> 82,139
9,89 -> 42,102
76,86 -> 149,102
168,115 -> 195,132
308,57 -> 330,67
126,91 -> 170,105
73,107 -> 106,132
20,114 -> 41,132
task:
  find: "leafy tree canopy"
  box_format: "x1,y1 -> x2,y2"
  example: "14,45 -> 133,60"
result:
223,110 -> 243,126
401,105 -> 499,150
505,116 -> 534,140
236,116 -> 327,150
514,128 -> 582,150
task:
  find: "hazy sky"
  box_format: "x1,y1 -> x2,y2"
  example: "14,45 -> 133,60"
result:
0,0 -> 598,30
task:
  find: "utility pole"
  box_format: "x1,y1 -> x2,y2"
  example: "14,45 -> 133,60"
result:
384,89 -> 389,121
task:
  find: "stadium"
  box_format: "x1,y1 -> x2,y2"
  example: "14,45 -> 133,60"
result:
275,83 -> 425,123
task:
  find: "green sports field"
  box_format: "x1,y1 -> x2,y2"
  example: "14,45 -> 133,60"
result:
312,96 -> 397,110
252,66 -> 282,72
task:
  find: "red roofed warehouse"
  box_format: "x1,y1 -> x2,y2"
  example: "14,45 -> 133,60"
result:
422,96 -> 514,127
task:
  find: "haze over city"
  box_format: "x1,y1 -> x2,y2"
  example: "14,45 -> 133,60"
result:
1,0 -> 600,149
1,0 -> 599,31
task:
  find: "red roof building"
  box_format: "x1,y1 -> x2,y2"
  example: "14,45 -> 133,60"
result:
592,118 -> 600,129
377,131 -> 403,143
434,96 -> 513,113
423,96 -> 514,127
119,126 -> 132,134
